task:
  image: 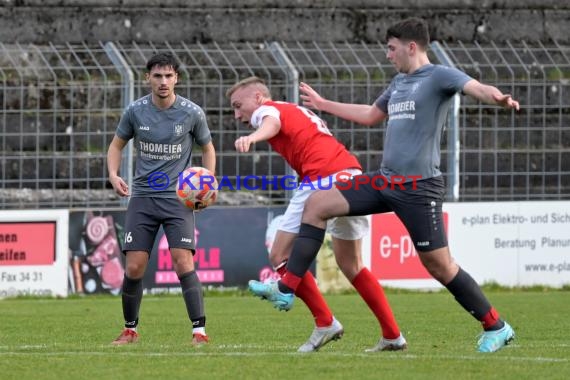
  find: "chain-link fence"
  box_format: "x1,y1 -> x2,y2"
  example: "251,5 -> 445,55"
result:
1,41 -> 568,209
439,40 -> 570,200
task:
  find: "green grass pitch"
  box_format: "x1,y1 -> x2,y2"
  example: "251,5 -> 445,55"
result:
1,289 -> 568,379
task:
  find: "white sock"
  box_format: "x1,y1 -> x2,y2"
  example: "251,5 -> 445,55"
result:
193,327 -> 206,336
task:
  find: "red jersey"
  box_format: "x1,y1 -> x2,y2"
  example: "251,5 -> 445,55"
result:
250,101 -> 361,180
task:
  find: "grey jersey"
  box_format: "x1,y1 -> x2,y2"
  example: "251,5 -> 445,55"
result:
374,64 -> 472,180
116,94 -> 212,197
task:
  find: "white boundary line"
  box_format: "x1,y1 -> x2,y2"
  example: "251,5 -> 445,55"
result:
0,350 -> 567,363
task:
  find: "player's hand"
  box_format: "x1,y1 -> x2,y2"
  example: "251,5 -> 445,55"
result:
193,201 -> 207,212
493,93 -> 520,111
300,82 -> 325,110
235,136 -> 254,153
109,175 -> 130,197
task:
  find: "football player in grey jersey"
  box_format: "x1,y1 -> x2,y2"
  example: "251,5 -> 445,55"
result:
251,17 -> 519,353
107,52 -> 216,346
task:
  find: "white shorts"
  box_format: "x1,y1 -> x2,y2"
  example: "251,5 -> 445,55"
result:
278,169 -> 369,240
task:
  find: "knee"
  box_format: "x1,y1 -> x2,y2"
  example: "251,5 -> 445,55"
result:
421,255 -> 458,284
424,265 -> 446,282
172,254 -> 195,274
304,192 -> 328,221
124,251 -> 149,278
125,262 -> 146,278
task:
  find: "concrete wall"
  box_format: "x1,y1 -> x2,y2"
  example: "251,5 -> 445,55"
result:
1,0 -> 568,44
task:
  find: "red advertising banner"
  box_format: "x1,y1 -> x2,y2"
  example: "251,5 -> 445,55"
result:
370,213 -> 448,280
0,222 -> 56,266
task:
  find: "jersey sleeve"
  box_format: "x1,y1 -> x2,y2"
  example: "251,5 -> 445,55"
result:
115,104 -> 135,140
251,105 -> 281,129
374,80 -> 396,113
433,66 -> 473,95
192,107 -> 212,146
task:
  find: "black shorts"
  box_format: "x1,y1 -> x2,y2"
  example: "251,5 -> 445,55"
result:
122,197 -> 196,254
338,173 -> 447,252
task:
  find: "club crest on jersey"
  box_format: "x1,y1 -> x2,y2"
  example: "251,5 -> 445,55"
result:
173,123 -> 184,136
411,82 -> 421,94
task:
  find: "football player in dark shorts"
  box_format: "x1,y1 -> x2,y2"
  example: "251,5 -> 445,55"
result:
249,17 -> 519,353
107,52 -> 216,346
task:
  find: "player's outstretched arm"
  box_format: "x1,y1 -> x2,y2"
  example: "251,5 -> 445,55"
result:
463,79 -> 520,111
235,116 -> 280,153
300,82 -> 387,126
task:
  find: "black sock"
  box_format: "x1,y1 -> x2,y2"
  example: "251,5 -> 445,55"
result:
445,267 -> 504,330
121,275 -> 143,328
179,271 -> 206,328
283,223 -> 325,280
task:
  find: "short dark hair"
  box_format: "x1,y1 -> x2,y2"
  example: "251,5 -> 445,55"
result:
146,52 -> 180,73
386,18 -> 430,48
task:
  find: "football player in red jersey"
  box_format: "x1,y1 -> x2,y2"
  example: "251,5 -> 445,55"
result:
253,18 -> 517,353
226,76 -> 407,352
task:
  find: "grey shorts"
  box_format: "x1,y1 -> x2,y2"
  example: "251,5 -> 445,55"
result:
339,173 -> 447,252
122,197 -> 196,254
